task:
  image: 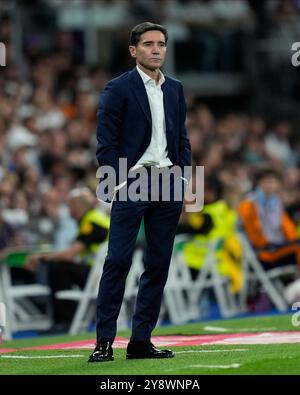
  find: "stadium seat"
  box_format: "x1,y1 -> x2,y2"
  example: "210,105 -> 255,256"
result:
55,241 -> 109,334
0,247 -> 53,340
237,233 -> 296,312
170,235 -> 241,320
55,241 -> 132,334
56,239 -> 208,334
163,242 -> 201,324
57,235 -> 277,334
0,265 -> 12,340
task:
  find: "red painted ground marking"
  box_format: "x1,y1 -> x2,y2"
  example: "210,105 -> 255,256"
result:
1,332 -> 300,354
0,348 -> 16,354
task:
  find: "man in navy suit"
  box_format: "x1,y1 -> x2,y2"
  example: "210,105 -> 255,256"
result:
89,22 -> 191,363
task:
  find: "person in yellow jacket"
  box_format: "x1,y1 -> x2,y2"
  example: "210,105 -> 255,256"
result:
180,177 -> 243,294
25,188 -> 110,331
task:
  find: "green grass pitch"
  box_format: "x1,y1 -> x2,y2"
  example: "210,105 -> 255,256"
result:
1,314 -> 300,375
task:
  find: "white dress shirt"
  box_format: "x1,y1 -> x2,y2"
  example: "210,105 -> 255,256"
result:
131,65 -> 173,170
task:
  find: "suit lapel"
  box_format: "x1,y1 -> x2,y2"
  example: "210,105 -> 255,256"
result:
129,68 -> 176,137
129,68 -> 152,125
161,80 -> 175,136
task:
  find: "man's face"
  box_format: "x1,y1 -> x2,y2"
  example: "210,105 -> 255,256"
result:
259,176 -> 281,196
129,30 -> 167,71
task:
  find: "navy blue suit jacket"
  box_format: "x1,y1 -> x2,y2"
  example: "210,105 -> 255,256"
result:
96,67 -> 191,200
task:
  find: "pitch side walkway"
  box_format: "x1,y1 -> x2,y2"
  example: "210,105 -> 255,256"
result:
2,332 -> 300,354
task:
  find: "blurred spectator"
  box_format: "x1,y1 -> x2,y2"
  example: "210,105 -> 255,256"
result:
264,119 -> 296,167
0,209 -> 16,256
168,0 -> 254,72
24,188 -> 110,331
239,168 -> 300,270
2,0 -> 300,321
179,176 -> 243,293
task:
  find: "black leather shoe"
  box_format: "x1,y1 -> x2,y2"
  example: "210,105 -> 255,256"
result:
126,340 -> 175,359
88,341 -> 114,362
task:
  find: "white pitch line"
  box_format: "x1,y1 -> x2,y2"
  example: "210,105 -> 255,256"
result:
175,349 -> 248,354
203,326 -> 228,332
165,363 -> 241,371
0,354 -> 85,359
189,363 -> 241,369
203,326 -> 277,332
230,328 -> 278,332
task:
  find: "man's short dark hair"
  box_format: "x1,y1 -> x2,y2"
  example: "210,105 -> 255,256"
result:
129,22 -> 168,46
254,167 -> 283,184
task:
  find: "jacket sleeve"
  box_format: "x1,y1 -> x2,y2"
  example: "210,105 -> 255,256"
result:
96,80 -> 125,185
281,212 -> 297,241
178,83 -> 192,175
238,200 -> 269,248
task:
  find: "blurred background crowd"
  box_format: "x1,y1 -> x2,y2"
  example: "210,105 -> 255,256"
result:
2,0 -> 300,325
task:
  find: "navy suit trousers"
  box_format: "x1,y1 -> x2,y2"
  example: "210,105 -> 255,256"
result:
96,171 -> 184,342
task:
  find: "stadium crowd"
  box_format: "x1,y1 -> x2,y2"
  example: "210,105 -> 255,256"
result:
1,0 -> 300,325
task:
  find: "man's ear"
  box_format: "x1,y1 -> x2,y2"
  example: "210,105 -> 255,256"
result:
129,45 -> 137,58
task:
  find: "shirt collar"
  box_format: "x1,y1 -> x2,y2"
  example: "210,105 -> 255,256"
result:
136,65 -> 165,87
